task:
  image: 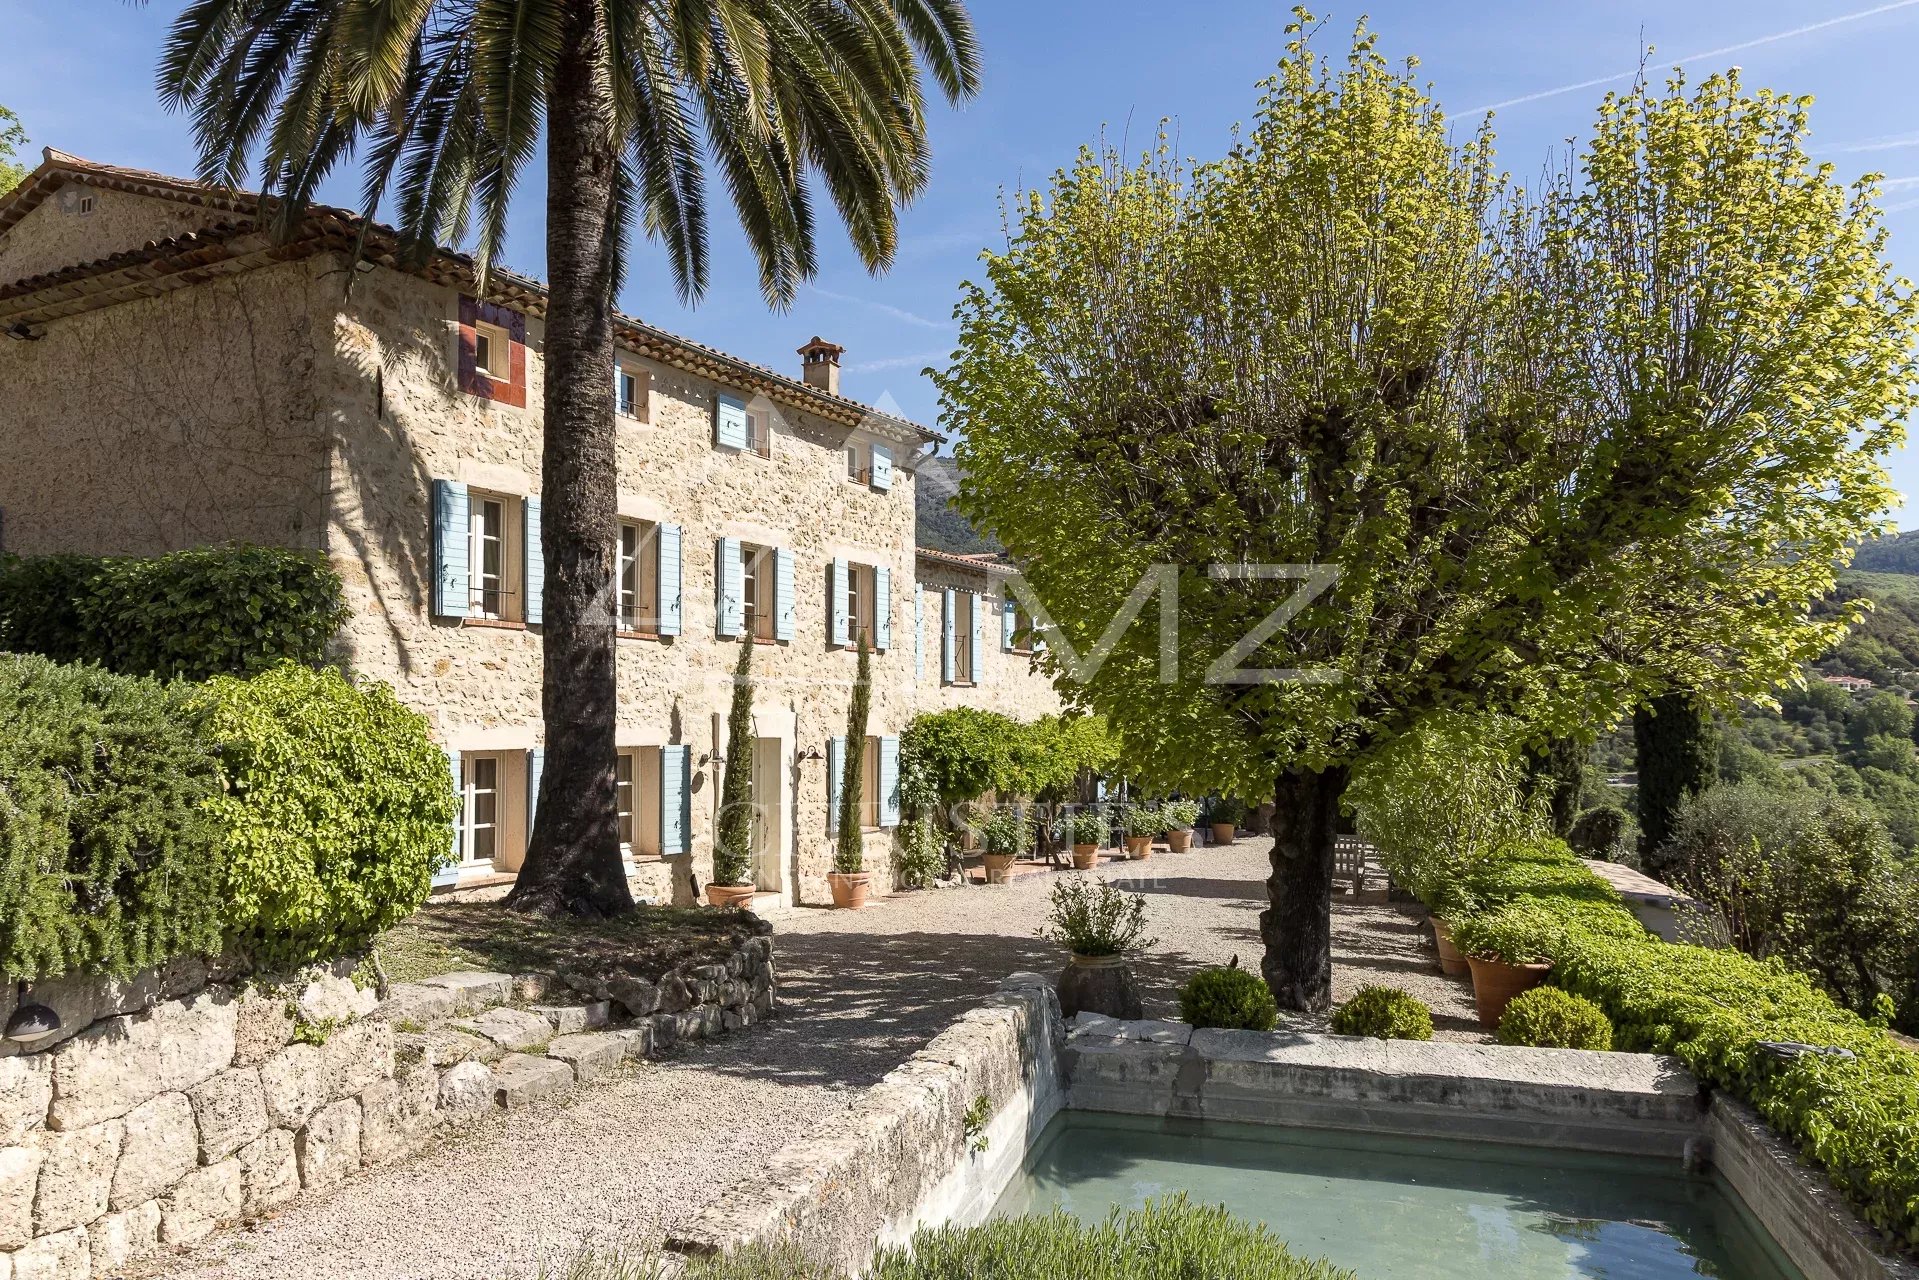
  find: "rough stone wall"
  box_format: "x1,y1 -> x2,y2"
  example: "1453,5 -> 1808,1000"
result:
0,935 -> 776,1279
0,257 -> 332,557
317,259 -> 920,905
911,559 -> 1064,723
0,187 -> 228,286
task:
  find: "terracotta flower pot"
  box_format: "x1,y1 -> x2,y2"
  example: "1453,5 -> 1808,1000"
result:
1123,835 -> 1153,860
1431,916 -> 1471,978
1166,828 -> 1193,852
1056,953 -> 1144,1020
981,852 -> 1016,884
1210,823 -> 1237,845
1071,843 -> 1100,869
705,883 -> 756,911
827,871 -> 871,910
1466,955 -> 1553,1029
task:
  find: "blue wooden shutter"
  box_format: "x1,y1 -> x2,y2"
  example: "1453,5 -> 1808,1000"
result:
830,558 -> 851,647
914,590 -> 925,680
879,736 -> 901,828
657,523 -> 683,636
523,497 -> 544,625
432,479 -> 470,619
873,566 -> 892,651
716,537 -> 743,637
1001,596 -> 1017,651
715,393 -> 749,449
661,745 -> 690,855
941,589 -> 956,683
527,747 -> 544,833
435,749 -> 462,886
971,593 -> 985,683
774,547 -> 796,642
869,444 -> 894,491
826,736 -> 845,835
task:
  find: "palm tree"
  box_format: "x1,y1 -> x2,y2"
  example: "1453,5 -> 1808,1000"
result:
153,0 -> 981,917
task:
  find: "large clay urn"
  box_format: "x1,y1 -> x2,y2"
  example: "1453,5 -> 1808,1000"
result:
1057,953 -> 1144,1020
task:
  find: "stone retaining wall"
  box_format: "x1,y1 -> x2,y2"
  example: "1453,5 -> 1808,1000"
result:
0,927 -> 776,1279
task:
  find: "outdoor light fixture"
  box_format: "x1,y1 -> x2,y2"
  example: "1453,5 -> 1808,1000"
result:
797,747 -> 823,764
4,984 -> 60,1045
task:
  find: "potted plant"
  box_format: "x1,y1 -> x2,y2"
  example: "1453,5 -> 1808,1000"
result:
828,635 -> 873,909
1162,798 -> 1201,852
1209,797 -> 1246,846
977,808 -> 1030,883
708,640 -> 758,910
1068,810 -> 1106,870
1120,803 -> 1160,859
1041,877 -> 1157,1019
1452,904 -> 1555,1028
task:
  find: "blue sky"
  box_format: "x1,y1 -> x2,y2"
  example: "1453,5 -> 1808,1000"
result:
6,0 -> 1919,513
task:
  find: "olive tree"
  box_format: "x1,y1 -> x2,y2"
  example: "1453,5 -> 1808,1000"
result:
936,17 -> 1917,1009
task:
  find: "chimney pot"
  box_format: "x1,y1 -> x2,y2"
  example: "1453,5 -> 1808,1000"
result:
798,336 -> 845,397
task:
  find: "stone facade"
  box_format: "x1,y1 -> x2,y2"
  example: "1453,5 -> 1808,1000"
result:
0,151 -> 1077,912
911,550 -> 1063,723
0,937 -> 776,1278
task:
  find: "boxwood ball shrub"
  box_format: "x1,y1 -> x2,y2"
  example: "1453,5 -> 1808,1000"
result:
1330,985 -> 1434,1041
0,655 -> 226,980
199,664 -> 456,970
1178,964 -> 1279,1031
0,545 -> 347,681
1496,986 -> 1613,1050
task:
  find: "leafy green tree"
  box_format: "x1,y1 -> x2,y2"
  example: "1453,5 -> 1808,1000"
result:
1850,690 -> 1916,751
0,105 -> 26,195
712,640 -> 755,889
936,18 -> 1917,1008
835,633 -> 872,873
155,0 -> 981,918
1635,692 -> 1718,876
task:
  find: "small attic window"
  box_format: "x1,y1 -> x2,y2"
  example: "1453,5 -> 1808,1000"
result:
77,195 -> 95,216
58,188 -> 95,217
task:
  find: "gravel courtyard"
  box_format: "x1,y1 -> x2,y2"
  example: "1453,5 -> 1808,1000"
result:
152,840 -> 1475,1280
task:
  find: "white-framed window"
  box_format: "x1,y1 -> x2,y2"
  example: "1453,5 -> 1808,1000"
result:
618,520 -> 661,633
845,440 -> 869,483
473,321 -> 512,380
953,592 -> 975,683
467,491 -> 523,621
741,543 -> 777,642
745,411 -> 772,457
847,562 -> 878,644
617,368 -> 641,418
1009,603 -> 1034,654
616,746 -> 664,858
460,752 -> 504,864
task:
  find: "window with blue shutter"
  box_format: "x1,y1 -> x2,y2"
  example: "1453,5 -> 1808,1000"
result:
527,747 -> 544,832
970,592 -> 985,684
774,547 -> 796,642
914,590 -> 926,680
830,558 -> 851,647
826,736 -> 845,835
870,443 -> 894,491
435,749 -> 462,886
1002,596 -> 1017,651
873,566 -> 892,651
716,537 -> 744,637
941,589 -> 956,683
714,393 -> 749,449
879,736 -> 901,828
661,745 -> 690,855
523,497 -> 544,625
432,479 -> 470,619
657,523 -> 683,636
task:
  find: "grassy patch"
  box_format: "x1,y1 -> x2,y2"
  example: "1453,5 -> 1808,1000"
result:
377,902 -> 751,986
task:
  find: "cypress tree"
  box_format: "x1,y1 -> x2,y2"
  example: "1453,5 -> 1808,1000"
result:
713,640 -> 755,888
1634,692 -> 1718,875
836,634 -> 872,872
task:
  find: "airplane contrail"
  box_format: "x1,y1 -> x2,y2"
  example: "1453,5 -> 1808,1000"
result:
1463,0 -> 1919,115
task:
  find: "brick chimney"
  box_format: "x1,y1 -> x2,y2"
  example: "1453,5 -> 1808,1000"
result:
798,336 -> 845,397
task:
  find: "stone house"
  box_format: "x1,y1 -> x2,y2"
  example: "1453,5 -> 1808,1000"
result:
911,547 -> 1062,723
0,149 -> 1058,908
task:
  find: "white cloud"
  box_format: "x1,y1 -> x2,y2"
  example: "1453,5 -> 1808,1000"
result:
805,285 -> 952,331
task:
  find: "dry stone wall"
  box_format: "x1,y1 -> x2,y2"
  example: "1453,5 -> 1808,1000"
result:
0,925 -> 776,1279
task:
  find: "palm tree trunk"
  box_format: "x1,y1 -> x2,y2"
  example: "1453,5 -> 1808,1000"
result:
505,0 -> 633,919
1259,762 -> 1348,1011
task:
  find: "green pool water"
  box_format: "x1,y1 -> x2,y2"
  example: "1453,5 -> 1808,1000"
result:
992,1113 -> 1805,1280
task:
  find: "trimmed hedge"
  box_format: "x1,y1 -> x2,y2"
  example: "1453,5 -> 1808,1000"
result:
1179,965 -> 1279,1031
198,665 -> 456,971
1330,986 -> 1434,1041
1457,838 -> 1919,1252
0,544 -> 346,680
1496,986 -> 1612,1050
0,655 -> 226,980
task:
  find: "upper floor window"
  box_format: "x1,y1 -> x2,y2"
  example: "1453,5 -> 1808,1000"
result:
618,520 -> 661,633
953,591 -> 975,684
741,543 -> 778,642
459,297 -> 527,408
616,367 -> 642,419
846,563 -> 877,645
468,491 -> 524,621
845,441 -> 868,484
473,322 -> 512,380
